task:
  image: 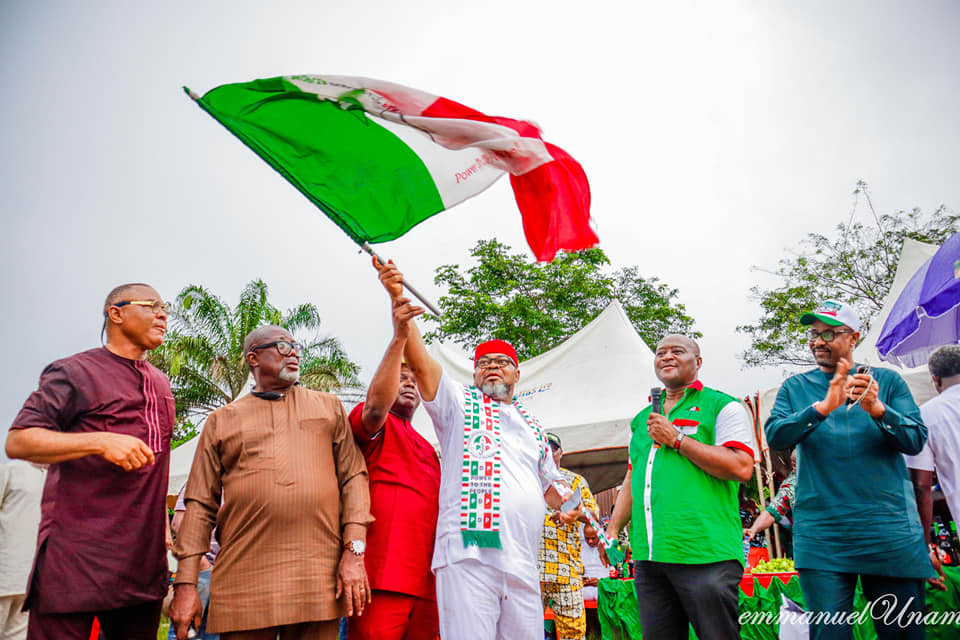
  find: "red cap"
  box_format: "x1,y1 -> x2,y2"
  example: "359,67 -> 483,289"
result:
474,340 -> 519,367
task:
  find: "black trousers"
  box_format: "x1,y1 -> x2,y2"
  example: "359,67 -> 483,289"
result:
26,599 -> 163,640
633,559 -> 742,640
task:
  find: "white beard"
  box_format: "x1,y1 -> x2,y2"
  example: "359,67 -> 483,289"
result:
481,381 -> 511,401
278,368 -> 300,384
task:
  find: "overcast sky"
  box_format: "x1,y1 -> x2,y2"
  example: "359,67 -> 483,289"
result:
2,1 -> 958,459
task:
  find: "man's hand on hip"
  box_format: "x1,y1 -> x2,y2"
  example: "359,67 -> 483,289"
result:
170,583 -> 203,640
98,432 -> 155,471
337,550 -> 371,617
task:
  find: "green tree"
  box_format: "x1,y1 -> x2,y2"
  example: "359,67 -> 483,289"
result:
148,280 -> 361,444
738,184 -> 958,368
424,239 -> 699,359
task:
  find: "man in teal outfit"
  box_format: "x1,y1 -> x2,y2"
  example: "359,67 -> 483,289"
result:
606,334 -> 754,640
766,299 -> 934,640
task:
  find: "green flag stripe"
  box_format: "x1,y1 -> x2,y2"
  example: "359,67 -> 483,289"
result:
194,77 -> 445,244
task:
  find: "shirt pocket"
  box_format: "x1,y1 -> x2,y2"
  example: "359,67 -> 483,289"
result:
300,417 -> 334,434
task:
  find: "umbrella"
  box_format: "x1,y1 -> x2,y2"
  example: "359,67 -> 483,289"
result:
876,231 -> 960,368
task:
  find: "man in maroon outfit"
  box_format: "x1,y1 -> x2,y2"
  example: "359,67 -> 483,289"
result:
5,283 -> 174,640
347,265 -> 441,640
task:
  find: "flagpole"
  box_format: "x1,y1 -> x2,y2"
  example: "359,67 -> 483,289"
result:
184,87 -> 442,318
361,243 -> 442,316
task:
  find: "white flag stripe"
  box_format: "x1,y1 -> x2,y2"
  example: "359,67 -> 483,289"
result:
371,114 -> 505,209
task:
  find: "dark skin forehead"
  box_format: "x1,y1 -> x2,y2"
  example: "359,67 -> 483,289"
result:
655,334 -> 700,355
123,285 -> 160,302
115,284 -> 161,305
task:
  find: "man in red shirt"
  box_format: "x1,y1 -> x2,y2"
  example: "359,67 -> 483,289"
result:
5,283 -> 174,640
348,277 -> 441,640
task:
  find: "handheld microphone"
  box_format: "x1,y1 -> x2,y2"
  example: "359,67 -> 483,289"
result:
651,388 -> 663,414
651,388 -> 663,449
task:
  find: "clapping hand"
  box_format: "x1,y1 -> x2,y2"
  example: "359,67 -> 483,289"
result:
814,357 -> 852,416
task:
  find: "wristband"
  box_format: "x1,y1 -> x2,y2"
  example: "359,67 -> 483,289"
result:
673,433 -> 686,450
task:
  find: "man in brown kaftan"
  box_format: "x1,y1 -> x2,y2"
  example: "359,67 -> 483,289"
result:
170,326 -> 372,640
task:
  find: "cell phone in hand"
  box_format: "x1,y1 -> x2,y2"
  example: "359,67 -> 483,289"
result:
846,365 -> 872,407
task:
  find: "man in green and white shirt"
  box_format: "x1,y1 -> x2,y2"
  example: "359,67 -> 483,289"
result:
606,335 -> 755,640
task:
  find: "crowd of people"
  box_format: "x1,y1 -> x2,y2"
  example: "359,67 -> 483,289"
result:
3,262 -> 958,640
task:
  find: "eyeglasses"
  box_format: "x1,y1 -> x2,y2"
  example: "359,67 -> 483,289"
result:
808,328 -> 854,343
249,340 -> 304,356
114,300 -> 168,315
475,356 -> 515,370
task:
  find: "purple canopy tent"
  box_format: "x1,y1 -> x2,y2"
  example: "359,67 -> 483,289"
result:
876,231 -> 960,368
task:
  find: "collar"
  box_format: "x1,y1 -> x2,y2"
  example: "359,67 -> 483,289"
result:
686,380 -> 704,392
251,382 -> 299,400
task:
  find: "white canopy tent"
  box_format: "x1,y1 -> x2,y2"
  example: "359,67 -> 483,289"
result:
756,238 -> 941,427
168,432 -> 199,496
410,301 -> 657,492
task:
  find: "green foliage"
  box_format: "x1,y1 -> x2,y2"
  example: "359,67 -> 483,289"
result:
148,279 -> 360,443
171,420 -> 199,449
424,239 -> 699,359
738,186 -> 959,368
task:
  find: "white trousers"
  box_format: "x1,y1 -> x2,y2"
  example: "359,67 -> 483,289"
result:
0,595 -> 27,640
435,558 -> 543,640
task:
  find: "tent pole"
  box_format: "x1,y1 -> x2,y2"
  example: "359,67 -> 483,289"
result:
755,390 -> 783,558
361,243 -> 441,317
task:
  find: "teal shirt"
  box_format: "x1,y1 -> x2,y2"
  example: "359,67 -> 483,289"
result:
765,366 -> 934,578
629,382 -> 748,565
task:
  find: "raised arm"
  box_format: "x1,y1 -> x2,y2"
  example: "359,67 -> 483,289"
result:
359,294 -> 424,435
374,257 -> 442,401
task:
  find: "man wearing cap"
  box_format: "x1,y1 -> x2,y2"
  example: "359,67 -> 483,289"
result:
347,286 -> 441,640
604,334 -> 755,640
766,300 -> 932,640
538,433 -> 598,640
374,258 -> 574,640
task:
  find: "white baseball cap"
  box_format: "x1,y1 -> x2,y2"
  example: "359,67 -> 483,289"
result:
799,299 -> 861,333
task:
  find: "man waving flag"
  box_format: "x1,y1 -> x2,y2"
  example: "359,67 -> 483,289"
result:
187,75 -> 596,261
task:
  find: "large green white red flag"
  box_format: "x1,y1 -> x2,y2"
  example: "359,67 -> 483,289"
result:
188,75 -> 596,261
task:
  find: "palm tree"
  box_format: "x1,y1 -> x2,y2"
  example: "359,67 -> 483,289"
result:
148,280 -> 361,443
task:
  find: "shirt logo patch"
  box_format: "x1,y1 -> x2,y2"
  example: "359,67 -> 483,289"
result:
467,432 -> 497,459
672,418 -> 699,436
689,406 -> 700,412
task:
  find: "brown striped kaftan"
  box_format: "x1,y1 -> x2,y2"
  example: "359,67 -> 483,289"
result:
173,386 -> 372,634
